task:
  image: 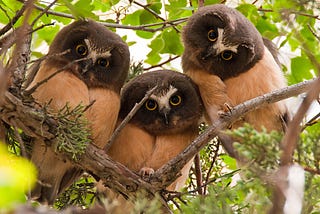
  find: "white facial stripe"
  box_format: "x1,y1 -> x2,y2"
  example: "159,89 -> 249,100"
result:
150,85 -> 178,109
84,39 -> 111,63
212,28 -> 238,54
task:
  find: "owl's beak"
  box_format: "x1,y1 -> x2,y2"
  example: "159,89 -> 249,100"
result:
202,47 -> 216,61
159,107 -> 170,125
81,58 -> 94,74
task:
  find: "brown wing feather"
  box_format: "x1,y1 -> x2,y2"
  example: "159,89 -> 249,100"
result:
107,123 -> 155,172
29,62 -> 119,204
144,133 -> 197,191
87,88 -> 120,149
28,62 -> 90,204
224,46 -> 288,131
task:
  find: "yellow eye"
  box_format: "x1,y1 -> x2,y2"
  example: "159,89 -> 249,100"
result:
97,58 -> 109,67
145,99 -> 157,111
207,29 -> 218,42
75,44 -> 87,56
221,50 -> 233,61
169,95 -> 182,106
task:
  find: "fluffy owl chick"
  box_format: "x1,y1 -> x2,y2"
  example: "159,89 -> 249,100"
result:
182,4 -> 289,133
28,19 -> 129,204
107,70 -> 203,191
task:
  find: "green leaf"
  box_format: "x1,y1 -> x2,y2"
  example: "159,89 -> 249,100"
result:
147,0 -> 162,14
256,18 -> 278,39
290,56 -> 314,83
145,35 -> 164,64
0,144 -> 36,210
160,28 -> 183,55
236,4 -> 259,25
220,155 -> 237,170
36,24 -> 61,45
61,0 -> 96,19
166,0 -> 192,20
122,10 -> 142,26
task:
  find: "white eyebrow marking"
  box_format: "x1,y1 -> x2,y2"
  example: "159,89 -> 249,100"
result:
150,85 -> 178,109
84,39 -> 111,63
213,28 -> 238,54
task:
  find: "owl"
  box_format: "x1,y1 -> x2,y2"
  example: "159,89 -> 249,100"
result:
181,4 -> 289,135
107,70 -> 204,191
27,19 -> 130,204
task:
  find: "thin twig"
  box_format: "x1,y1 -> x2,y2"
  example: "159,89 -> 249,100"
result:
10,120 -> 27,158
150,78 -> 316,189
104,86 -> 158,151
32,3 -> 188,32
31,22 -> 55,33
307,24 -> 320,42
31,0 -> 58,27
302,111 -> 320,130
258,8 -> 320,20
194,153 -> 203,195
0,2 -> 27,37
133,1 -> 180,33
203,140 -> 220,195
144,55 -> 180,71
133,1 -> 165,21
23,53 -> 90,96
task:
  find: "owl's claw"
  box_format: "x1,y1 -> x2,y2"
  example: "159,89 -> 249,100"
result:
218,103 -> 233,117
139,167 -> 155,180
218,103 -> 233,129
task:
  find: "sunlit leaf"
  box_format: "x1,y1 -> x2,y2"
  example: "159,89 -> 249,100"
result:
0,144 -> 36,210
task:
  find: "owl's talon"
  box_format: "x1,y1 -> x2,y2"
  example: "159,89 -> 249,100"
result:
139,167 -> 155,179
218,103 -> 233,118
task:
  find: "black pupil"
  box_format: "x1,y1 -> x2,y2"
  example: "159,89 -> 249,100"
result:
171,96 -> 180,104
98,58 -> 108,66
208,30 -> 217,40
147,100 -> 156,109
77,45 -> 86,55
222,51 -> 232,59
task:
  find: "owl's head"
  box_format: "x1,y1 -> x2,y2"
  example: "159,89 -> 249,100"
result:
47,19 -> 129,92
119,70 -> 203,135
182,4 -> 264,80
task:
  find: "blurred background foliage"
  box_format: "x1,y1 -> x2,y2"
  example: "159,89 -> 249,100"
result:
0,0 -> 319,213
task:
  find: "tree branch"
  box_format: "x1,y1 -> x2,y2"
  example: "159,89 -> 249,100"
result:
31,2 -> 188,32
0,1 -> 26,37
0,72 -> 316,210
149,78 -> 316,189
5,0 -> 34,92
143,55 -> 180,71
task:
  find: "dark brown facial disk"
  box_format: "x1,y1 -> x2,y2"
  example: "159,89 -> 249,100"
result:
119,70 -> 204,135
182,4 -> 265,80
46,19 -> 130,92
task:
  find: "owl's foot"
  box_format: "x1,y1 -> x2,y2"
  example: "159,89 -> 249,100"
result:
218,103 -> 232,117
218,103 -> 233,129
139,167 -> 155,180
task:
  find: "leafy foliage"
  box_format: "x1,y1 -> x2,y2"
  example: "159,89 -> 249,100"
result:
55,103 -> 91,161
0,0 -> 319,213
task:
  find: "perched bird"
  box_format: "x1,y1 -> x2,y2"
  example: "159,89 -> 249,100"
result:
181,4 -> 289,142
107,70 -> 204,191
27,19 -> 130,204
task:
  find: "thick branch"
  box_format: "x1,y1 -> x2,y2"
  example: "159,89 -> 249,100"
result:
0,78 -> 315,205
149,78 -> 316,189
5,0 -> 33,91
